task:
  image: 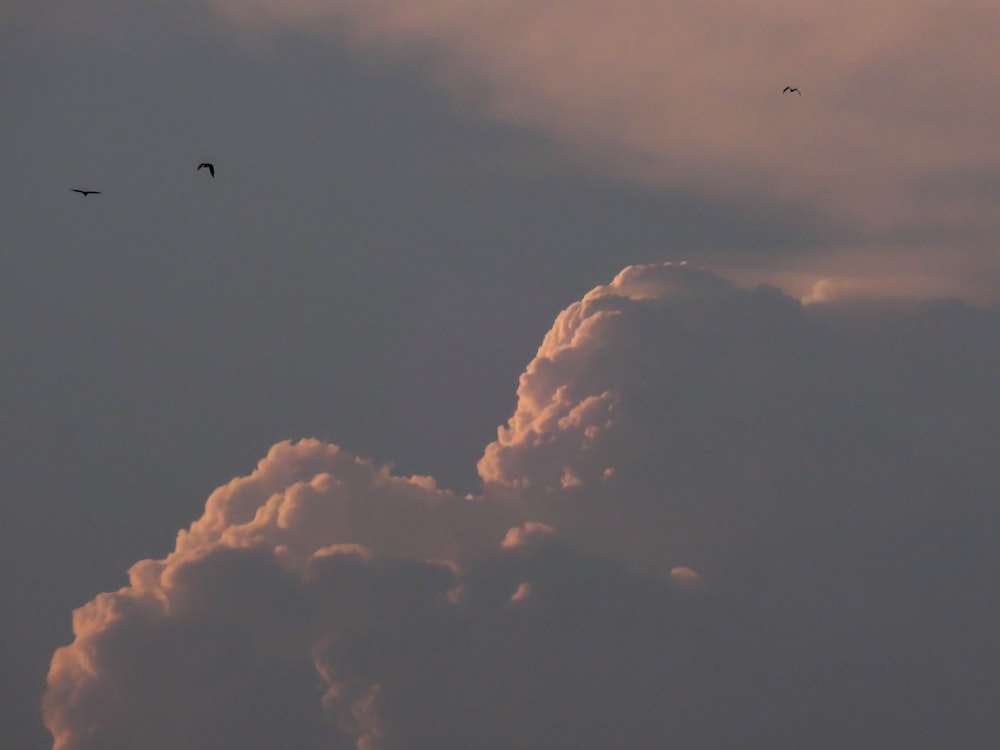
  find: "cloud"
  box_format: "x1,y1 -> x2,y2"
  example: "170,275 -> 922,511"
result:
45,263 -> 1000,749
500,521 -> 556,550
478,264 -> 1000,573
46,527 -> 728,750
145,438 -> 503,570
203,1 -> 1000,243
669,566 -> 701,587
478,263 -> 734,493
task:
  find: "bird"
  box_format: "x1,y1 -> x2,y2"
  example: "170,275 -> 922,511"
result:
197,162 -> 215,178
783,86 -> 801,96
71,189 -> 101,196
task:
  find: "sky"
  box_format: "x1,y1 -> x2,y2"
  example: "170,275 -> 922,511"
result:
2,2 -> 999,748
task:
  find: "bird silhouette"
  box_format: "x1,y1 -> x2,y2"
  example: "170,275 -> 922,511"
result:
197,162 -> 215,178
783,86 -> 801,96
71,189 -> 101,196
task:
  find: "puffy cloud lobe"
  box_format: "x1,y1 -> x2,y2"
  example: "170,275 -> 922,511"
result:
125,439 -> 506,601
46,547 -> 335,750
479,263 -> 1000,579
45,263 -> 1000,749
500,521 -> 556,549
173,439 -> 464,559
44,522 -> 721,750
45,444 -> 494,750
479,263 -> 736,491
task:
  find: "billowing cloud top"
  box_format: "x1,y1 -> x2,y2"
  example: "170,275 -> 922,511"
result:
479,263 -> 733,491
45,263 -> 1000,749
480,262 -> 1000,573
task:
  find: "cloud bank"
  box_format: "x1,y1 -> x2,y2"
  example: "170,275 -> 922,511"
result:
204,0 -> 1000,240
45,263 -> 1000,749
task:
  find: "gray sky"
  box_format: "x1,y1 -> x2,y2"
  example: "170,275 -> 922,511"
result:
3,2 -> 999,749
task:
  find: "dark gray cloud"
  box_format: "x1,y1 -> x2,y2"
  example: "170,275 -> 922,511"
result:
43,264 -> 1000,750
481,264 -> 1000,577
49,533 -> 706,750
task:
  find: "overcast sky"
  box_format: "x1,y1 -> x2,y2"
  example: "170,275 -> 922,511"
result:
3,2 -> 1000,749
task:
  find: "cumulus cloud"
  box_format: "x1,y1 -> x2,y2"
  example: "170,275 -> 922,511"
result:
500,521 -> 556,550
148,438 -> 504,569
44,513 -> 713,750
478,263 -> 1000,576
45,263 -> 1000,749
204,1 -> 1000,243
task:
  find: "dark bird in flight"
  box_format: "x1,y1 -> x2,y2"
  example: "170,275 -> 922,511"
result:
197,162 -> 215,178
783,86 -> 801,95
71,189 -> 101,196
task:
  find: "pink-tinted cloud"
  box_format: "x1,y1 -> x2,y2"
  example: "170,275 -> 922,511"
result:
479,264 -> 730,492
205,1 -> 1000,242
500,521 -> 556,549
669,566 -> 701,587
47,525 -> 741,750
45,263 -> 1000,749
132,438 -> 500,581
478,262 -> 1000,578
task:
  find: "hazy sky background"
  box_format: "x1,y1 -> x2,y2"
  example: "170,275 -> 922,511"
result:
3,2 -> 999,748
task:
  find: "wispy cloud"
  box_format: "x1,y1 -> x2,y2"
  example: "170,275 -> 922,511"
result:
205,1 -> 1000,236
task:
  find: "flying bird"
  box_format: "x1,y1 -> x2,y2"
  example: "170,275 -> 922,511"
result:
71,189 -> 101,196
197,162 -> 215,178
783,86 -> 801,95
